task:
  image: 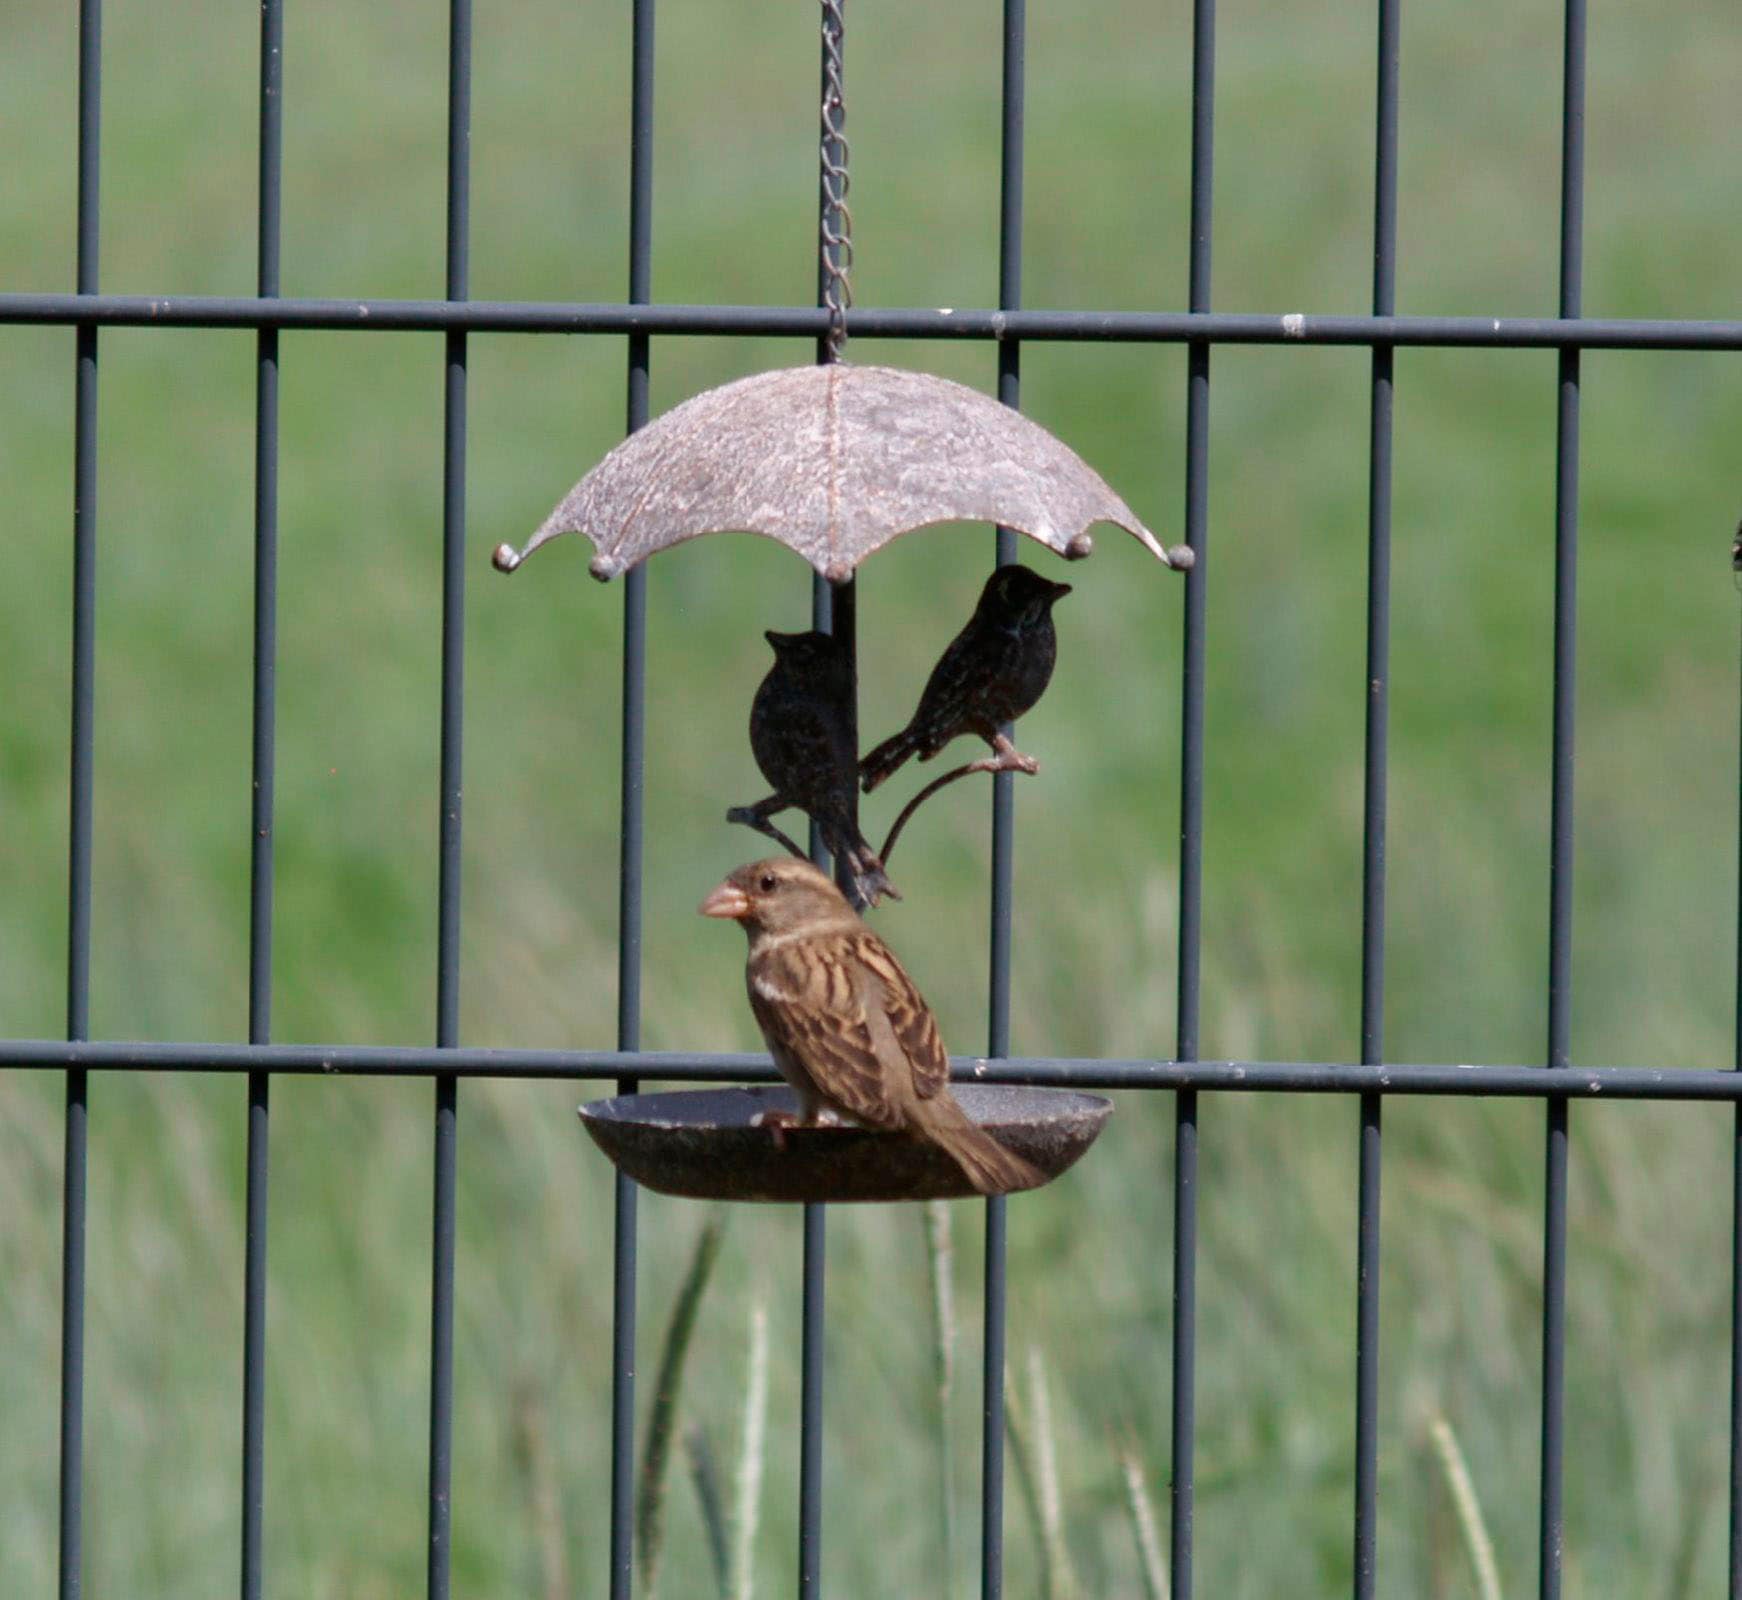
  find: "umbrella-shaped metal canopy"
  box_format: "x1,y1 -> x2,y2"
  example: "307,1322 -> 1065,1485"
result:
492,363 -> 1194,584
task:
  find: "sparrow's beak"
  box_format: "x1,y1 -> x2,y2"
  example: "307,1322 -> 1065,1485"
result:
699,880 -> 752,920
1046,579 -> 1073,601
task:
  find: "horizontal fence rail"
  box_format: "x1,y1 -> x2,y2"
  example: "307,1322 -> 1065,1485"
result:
7,1040 -> 1742,1099
6,292 -> 1742,349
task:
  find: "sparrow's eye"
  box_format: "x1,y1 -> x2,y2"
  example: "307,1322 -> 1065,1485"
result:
759,872 -> 778,893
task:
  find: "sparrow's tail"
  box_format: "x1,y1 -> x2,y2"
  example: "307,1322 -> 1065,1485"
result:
860,724 -> 921,793
913,1094 -> 1043,1196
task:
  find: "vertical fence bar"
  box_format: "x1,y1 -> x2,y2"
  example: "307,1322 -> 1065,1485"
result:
1352,0 -> 1399,1594
1539,1 -> 1585,1596
979,2 -> 1025,1598
794,9 -> 850,1592
796,1193 -> 828,1598
1171,0 -> 1214,1592
794,9 -> 853,1589
426,3 -> 471,1595
608,1 -> 656,1594
1732,597 -> 1742,1592
799,560 -> 829,1599
797,557 -> 847,1596
797,570 -> 832,1598
60,4 -> 102,1596
798,557 -> 832,1600
798,565 -> 839,1600
979,1195 -> 1008,1600
241,2 -> 284,1595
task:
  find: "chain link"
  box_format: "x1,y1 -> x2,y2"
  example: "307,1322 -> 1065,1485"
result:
819,0 -> 853,359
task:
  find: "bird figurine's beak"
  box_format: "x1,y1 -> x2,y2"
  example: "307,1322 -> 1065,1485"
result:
699,880 -> 752,920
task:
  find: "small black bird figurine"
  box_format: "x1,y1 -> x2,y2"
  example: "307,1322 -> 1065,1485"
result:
861,564 -> 1071,793
728,629 -> 898,909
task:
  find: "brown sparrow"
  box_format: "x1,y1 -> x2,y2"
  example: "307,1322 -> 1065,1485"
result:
700,856 -> 1042,1195
860,564 -> 1071,793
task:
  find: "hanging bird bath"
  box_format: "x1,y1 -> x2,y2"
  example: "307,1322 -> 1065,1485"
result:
490,362 -> 1194,585
578,1083 -> 1112,1203
505,1 -> 1168,1209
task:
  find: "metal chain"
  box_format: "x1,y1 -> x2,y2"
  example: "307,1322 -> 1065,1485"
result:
819,0 -> 853,359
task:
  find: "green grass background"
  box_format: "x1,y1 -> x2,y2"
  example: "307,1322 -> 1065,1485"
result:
3,0 -> 1740,1594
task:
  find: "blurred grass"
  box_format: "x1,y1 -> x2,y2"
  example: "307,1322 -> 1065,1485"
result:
2,0 -> 1740,1594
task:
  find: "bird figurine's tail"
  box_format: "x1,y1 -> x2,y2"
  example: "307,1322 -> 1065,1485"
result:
859,725 -> 922,793
912,1095 -> 1043,1196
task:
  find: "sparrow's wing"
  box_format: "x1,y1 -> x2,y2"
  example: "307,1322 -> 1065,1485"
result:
850,935 -> 950,1102
748,934 -> 905,1130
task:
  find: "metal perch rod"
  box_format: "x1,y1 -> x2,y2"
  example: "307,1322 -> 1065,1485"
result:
878,750 -> 1034,868
726,748 -> 1034,882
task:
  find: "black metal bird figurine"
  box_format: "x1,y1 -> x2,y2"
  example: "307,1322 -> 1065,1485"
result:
861,564 -> 1072,793
728,629 -> 898,909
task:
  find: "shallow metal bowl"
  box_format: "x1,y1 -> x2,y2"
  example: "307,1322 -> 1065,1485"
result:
578,1084 -> 1112,1203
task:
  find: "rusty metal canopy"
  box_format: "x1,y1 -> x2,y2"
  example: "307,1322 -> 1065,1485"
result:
492,363 -> 1193,584
578,1083 -> 1113,1202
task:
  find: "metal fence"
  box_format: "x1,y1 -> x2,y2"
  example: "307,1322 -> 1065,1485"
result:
4,1 -> 1742,1599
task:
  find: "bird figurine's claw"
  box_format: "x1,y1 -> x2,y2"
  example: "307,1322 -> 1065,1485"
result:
961,753 -> 1036,778
985,733 -> 1040,776
726,801 -> 810,863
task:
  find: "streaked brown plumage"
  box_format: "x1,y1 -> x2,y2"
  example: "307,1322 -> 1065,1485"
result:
861,564 -> 1071,793
730,629 -> 895,908
700,857 -> 1042,1196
